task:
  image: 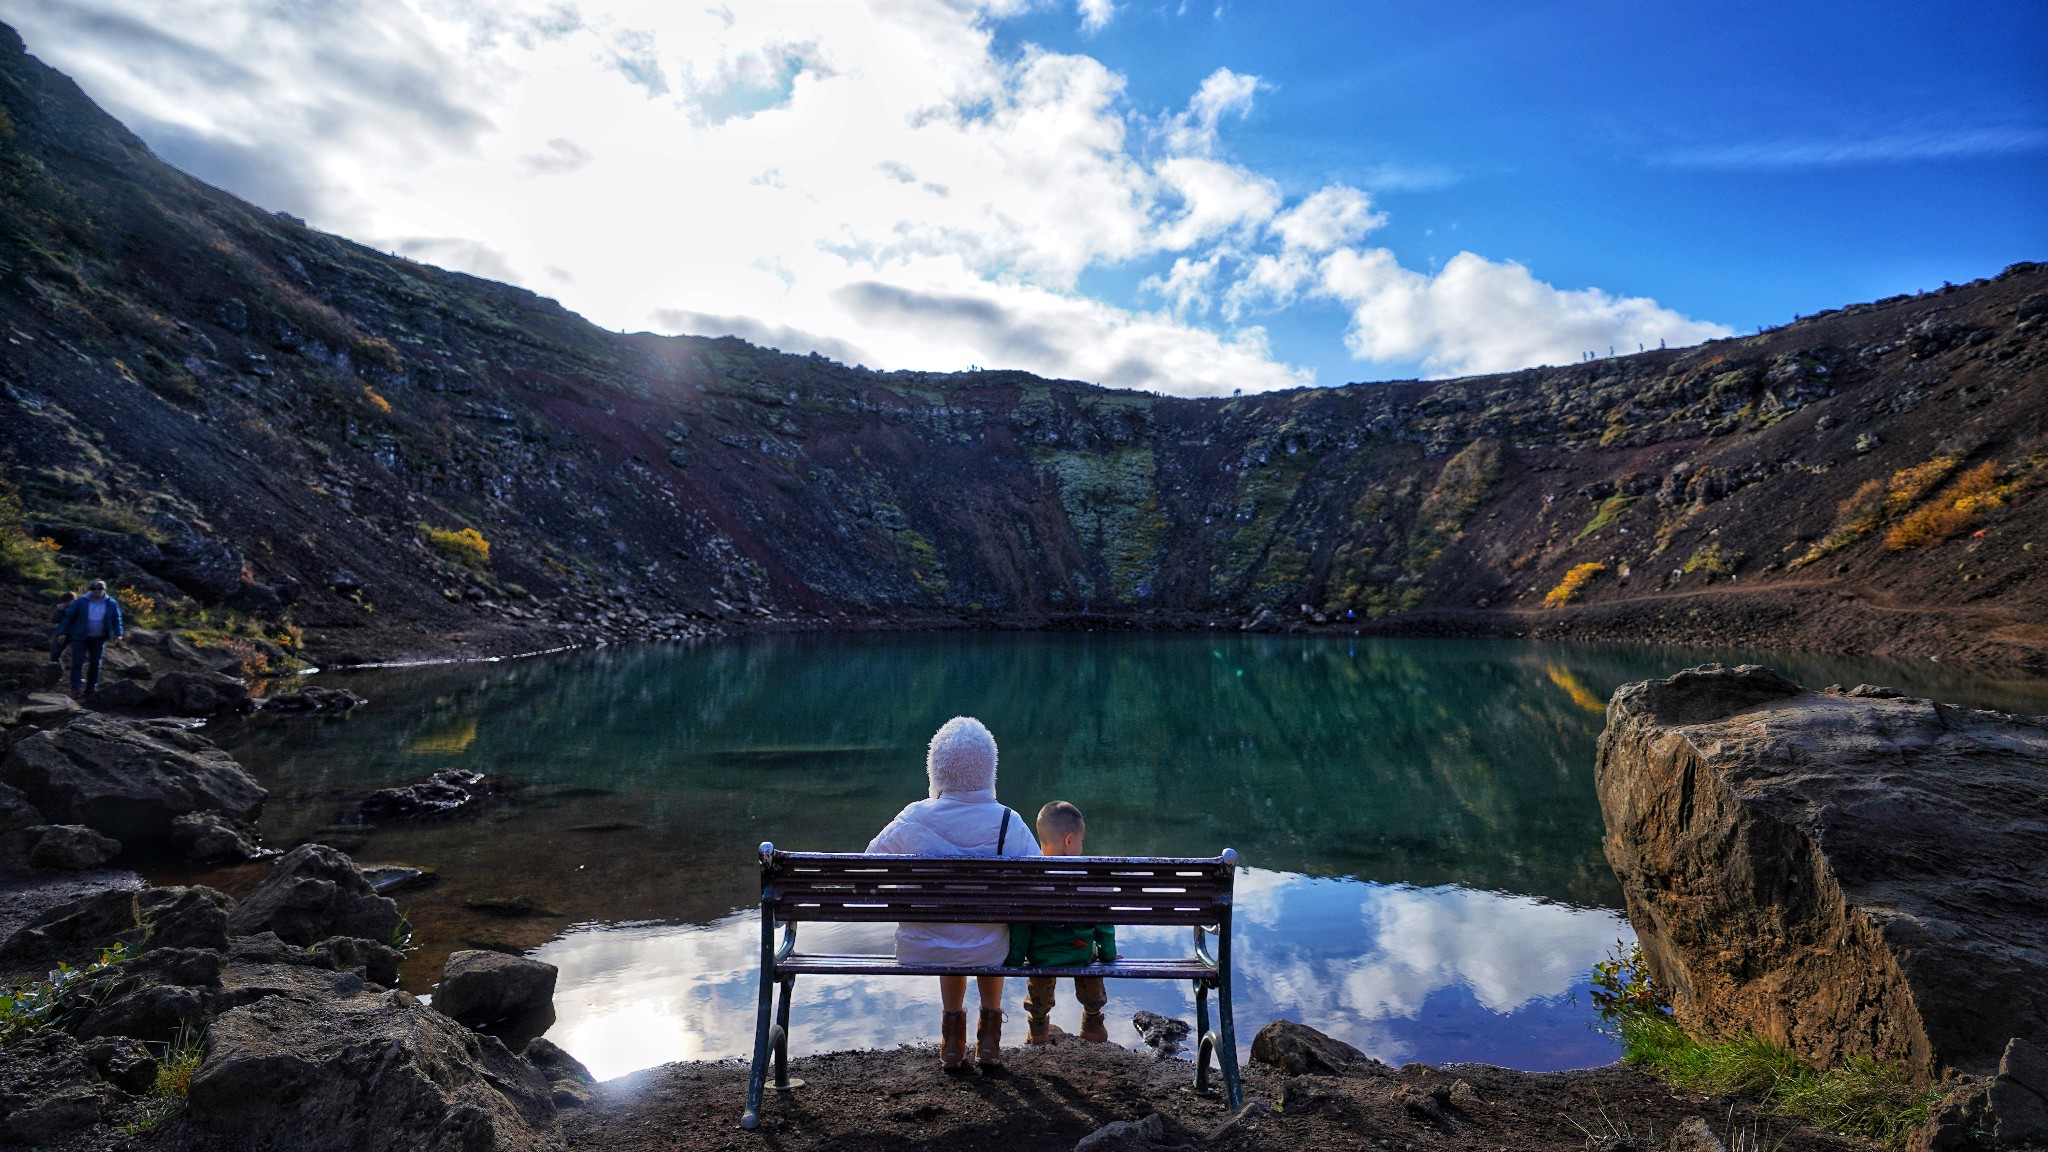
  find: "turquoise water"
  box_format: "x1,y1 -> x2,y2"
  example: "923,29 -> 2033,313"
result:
205,634 -> 2048,1080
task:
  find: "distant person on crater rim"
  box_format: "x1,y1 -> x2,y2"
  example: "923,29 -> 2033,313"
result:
55,579 -> 125,697
865,716 -> 1037,1071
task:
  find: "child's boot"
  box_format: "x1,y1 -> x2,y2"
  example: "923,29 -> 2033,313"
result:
940,1010 -> 968,1070
1025,1013 -> 1052,1046
1079,1010 -> 1108,1043
976,1008 -> 1005,1068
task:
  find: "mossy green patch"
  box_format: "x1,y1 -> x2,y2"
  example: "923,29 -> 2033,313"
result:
1405,439 -> 1503,573
1576,494 -> 1636,542
1041,446 -> 1168,603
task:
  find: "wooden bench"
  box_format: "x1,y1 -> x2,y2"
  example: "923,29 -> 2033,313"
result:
743,844 -> 1244,1129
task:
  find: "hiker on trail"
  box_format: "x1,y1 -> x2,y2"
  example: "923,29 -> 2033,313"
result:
47,590 -> 75,663
56,579 -> 124,696
865,717 -> 1037,1072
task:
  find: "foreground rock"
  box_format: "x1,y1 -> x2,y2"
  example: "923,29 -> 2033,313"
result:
0,713 -> 266,844
1596,664 -> 2048,1080
188,987 -> 560,1151
227,843 -> 403,945
433,949 -> 559,1028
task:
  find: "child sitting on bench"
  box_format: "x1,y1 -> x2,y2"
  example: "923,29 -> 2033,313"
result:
1007,800 -> 1118,1044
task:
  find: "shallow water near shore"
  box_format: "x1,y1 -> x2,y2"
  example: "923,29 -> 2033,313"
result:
197,633 -> 2048,1081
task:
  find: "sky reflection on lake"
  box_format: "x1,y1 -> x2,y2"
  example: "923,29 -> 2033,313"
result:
536,868 -> 1628,1081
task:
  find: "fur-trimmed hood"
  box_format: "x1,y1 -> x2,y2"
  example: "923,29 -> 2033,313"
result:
926,716 -> 997,798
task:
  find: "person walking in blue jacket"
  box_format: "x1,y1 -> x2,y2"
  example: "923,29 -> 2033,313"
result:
56,580 -> 125,696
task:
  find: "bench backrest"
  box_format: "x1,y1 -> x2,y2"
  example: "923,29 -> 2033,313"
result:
760,848 -> 1235,926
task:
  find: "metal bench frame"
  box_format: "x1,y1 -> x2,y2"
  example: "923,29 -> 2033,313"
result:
742,843 -> 1242,1129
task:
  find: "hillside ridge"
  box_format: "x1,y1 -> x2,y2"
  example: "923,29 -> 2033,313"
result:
3,24 -> 2046,671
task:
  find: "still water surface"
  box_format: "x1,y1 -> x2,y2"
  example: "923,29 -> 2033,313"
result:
206,634 -> 2048,1081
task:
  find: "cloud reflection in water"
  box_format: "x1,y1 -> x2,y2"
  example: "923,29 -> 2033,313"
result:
534,868 -> 1630,1082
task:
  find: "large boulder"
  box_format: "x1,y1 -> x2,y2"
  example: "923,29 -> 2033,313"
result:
0,713 -> 266,843
24,824 -> 120,871
149,669 -> 252,716
0,888 -> 141,958
433,950 -> 558,1028
1249,1019 -> 1384,1077
1596,665 -> 2048,1079
226,844 -> 402,946
186,987 -> 560,1151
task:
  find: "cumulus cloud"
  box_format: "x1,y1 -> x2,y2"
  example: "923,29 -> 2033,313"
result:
1319,249 -> 1734,376
3,0 -> 1727,394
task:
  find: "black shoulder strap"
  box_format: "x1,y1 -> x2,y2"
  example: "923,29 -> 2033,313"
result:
996,809 -> 1012,854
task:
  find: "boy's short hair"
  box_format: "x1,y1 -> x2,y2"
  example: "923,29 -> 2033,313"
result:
1036,800 -> 1085,843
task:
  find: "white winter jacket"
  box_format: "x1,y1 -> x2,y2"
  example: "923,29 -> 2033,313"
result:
865,789 -> 1039,967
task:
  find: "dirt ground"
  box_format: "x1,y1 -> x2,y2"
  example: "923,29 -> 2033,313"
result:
564,1030 -> 1873,1152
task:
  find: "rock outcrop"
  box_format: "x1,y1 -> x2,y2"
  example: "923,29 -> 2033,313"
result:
1596,664 -> 2048,1079
0,713 -> 266,844
226,843 -> 402,945
0,845 -> 565,1150
188,988 -> 560,1152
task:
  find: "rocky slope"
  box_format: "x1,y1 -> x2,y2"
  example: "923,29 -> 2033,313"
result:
2,24 -> 2046,670
1595,664 -> 2048,1093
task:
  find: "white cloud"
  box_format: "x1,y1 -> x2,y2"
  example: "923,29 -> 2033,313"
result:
1317,249 -> 1734,377
1663,126 -> 2048,169
1272,185 -> 1384,253
2,0 -> 1727,394
1160,66 -> 1259,156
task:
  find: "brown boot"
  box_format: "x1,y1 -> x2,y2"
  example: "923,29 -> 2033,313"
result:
940,1010 -> 968,1070
976,1007 -> 1005,1068
1079,1010 -> 1108,1043
1025,1013 -> 1052,1046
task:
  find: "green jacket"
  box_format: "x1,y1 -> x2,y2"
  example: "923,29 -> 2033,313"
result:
1005,922 -> 1116,968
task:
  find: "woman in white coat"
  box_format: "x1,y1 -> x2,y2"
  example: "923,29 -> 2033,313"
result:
866,716 -> 1038,1070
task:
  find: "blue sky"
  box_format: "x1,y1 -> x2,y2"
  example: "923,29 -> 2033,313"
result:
5,0 -> 2041,394
1003,0 -> 2048,382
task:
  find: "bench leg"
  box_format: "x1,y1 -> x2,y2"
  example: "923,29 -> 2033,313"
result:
771,974 -> 803,1090
1193,979 -> 1215,1096
743,921 -> 776,1129
1216,972 -> 1243,1109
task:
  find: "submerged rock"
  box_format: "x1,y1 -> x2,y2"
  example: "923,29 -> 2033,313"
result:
1596,664 -> 2048,1079
356,769 -> 487,820
261,685 -> 367,713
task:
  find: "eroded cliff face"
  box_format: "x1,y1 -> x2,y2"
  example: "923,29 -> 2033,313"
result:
1596,665 -> 2048,1079
3,24 -> 2048,669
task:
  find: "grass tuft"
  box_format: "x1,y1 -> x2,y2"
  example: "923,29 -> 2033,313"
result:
1593,943 -> 1941,1151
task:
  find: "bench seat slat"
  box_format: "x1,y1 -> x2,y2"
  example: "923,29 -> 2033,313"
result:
776,954 -> 1217,979
767,906 -> 1224,926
